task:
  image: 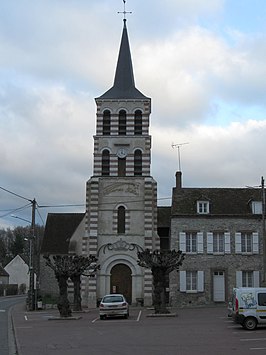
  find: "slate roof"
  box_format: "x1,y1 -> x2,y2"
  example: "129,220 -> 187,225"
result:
0,264 -> 9,277
41,213 -> 85,254
172,187 -> 262,217
157,206 -> 171,227
97,20 -> 148,100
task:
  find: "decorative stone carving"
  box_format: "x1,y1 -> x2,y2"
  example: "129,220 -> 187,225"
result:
98,238 -> 144,255
102,183 -> 140,196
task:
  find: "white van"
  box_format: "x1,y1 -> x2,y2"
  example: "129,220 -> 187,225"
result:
232,287 -> 266,330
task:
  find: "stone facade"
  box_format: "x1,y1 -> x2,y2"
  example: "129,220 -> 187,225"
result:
169,172 -> 264,307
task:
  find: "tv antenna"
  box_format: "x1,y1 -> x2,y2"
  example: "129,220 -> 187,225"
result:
171,142 -> 189,171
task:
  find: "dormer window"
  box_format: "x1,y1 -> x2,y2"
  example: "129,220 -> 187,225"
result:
251,201 -> 262,214
197,201 -> 209,214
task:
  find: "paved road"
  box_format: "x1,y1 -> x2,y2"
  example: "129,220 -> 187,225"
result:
0,295 -> 26,355
11,303 -> 266,355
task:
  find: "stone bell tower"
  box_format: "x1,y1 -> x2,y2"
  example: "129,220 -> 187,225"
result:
84,18 -> 159,307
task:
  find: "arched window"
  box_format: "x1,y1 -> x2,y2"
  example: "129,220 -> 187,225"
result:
103,110 -> 111,135
134,110 -> 142,135
117,206 -> 126,234
118,158 -> 126,176
102,149 -> 110,176
118,110 -> 126,135
134,149 -> 142,176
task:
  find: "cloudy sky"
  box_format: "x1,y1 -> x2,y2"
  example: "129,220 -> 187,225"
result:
1,0 -> 266,228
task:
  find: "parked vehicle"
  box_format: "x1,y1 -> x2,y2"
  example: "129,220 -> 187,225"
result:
227,301 -> 233,317
99,294 -> 129,320
232,287 -> 266,330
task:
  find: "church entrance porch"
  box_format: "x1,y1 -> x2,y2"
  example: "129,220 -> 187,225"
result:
110,263 -> 132,304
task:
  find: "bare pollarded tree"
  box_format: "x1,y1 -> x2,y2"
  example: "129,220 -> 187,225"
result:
44,254 -> 99,317
137,249 -> 185,314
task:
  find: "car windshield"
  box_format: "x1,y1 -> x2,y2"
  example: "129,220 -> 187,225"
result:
103,296 -> 124,303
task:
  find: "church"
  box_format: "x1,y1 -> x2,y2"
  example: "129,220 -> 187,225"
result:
40,17 -> 162,307
40,16 -> 264,308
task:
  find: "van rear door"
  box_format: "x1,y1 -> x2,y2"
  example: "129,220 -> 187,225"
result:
256,291 -> 266,322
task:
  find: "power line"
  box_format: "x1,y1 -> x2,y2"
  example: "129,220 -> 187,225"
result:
38,204 -> 85,208
36,207 -> 45,225
0,203 -> 32,218
0,186 -> 32,202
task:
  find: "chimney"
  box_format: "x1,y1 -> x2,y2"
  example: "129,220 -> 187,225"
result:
175,171 -> 182,189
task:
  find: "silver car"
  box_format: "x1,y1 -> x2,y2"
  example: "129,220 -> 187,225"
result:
99,294 -> 129,320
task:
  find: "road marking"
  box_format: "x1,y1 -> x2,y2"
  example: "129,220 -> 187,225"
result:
92,317 -> 99,323
24,315 -> 28,321
0,309 -> 6,312
250,348 -> 266,351
241,338 -> 266,341
136,310 -> 142,322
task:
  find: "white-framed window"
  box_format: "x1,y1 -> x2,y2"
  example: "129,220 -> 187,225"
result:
213,232 -> 224,253
236,271 -> 260,287
207,232 -> 231,254
235,232 -> 259,254
251,201 -> 262,214
180,270 -> 204,292
241,233 -> 252,253
179,232 -> 203,254
197,201 -> 209,214
186,232 -> 197,253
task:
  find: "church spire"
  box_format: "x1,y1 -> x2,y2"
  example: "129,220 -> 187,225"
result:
99,19 -> 147,99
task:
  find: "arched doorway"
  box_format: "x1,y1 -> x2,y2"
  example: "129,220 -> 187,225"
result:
110,264 -> 132,304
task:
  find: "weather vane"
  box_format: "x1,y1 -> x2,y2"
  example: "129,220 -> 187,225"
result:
118,0 -> 132,21
171,142 -> 189,172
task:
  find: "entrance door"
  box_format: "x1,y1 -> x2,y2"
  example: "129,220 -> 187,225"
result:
213,271 -> 225,302
110,264 -> 132,304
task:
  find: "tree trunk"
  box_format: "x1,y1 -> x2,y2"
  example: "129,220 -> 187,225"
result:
71,275 -> 82,312
152,268 -> 169,314
57,275 -> 72,317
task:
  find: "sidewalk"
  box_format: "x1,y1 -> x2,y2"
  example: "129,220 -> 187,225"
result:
11,301 -> 98,355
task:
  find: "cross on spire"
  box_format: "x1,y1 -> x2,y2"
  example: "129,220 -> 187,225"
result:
118,0 -> 132,21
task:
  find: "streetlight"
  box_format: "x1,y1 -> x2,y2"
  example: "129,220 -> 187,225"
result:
11,198 -> 37,310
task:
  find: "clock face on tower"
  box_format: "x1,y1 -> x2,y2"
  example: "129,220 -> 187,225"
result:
117,148 -> 128,158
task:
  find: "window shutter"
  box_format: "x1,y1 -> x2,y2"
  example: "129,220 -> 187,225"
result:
252,232 -> 259,254
207,232 -> 213,254
180,271 -> 186,292
236,271 -> 242,287
235,232 -> 241,254
253,271 -> 260,287
224,232 -> 231,254
197,271 -> 204,292
197,232 -> 204,254
179,232 -> 186,252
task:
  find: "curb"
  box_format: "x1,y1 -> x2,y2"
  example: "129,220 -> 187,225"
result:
9,304 -> 21,355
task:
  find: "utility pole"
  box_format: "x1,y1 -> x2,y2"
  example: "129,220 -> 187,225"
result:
262,177 -> 266,286
28,198 -> 36,311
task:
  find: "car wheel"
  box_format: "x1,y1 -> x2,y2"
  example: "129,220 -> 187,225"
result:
124,313 -> 129,319
243,317 -> 257,330
100,315 -> 105,320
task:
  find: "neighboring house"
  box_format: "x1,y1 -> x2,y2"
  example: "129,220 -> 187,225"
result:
0,264 -> 9,285
4,255 -> 30,293
169,171 -> 264,306
40,213 -> 85,299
